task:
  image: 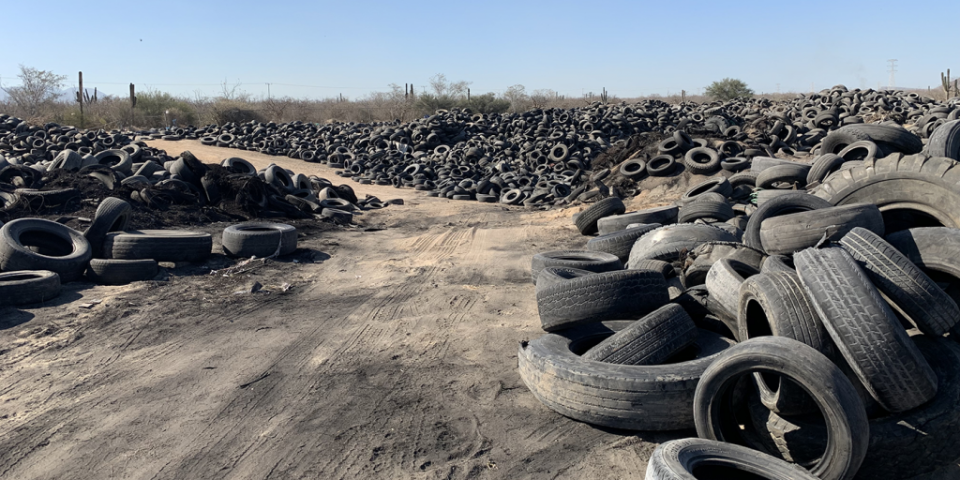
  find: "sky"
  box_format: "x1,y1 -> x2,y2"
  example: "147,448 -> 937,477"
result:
1,0 -> 957,102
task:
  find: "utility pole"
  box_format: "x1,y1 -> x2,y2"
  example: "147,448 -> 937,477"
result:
77,71 -> 84,128
266,83 -> 271,100
888,59 -> 898,88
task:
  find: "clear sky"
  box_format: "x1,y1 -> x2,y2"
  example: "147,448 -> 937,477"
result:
1,0 -> 957,101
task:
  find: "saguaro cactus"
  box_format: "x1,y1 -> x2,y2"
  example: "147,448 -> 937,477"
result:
942,69 -> 958,99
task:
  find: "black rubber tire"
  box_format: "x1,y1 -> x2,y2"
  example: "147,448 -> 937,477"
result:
86,258 -> 159,285
683,147 -> 721,174
758,203 -> 884,255
683,241 -> 766,288
0,270 -> 61,306
647,155 -> 677,176
821,124 -> 923,155
885,229 -> 960,338
838,140 -> 885,162
705,258 -> 760,318
575,197 -> 626,235
721,157 -> 751,172
748,336 -> 960,480
534,266 -> 593,291
926,119 -> 960,160
806,154 -> 846,185
678,201 -> 734,223
83,197 -> 132,258
630,258 -> 675,278
761,254 -> 795,274
321,208 -> 353,223
222,223 -> 297,258
102,230 -> 212,263
627,223 -> 738,266
220,157 -> 257,175
750,156 -> 797,172
15,188 -> 81,208
728,171 -> 759,200
585,224 -> 660,263
619,158 -> 646,180
680,178 -> 733,205
744,193 -> 833,250
756,163 -> 810,189
813,154 -> 960,233
645,438 -> 820,480
94,149 -> 133,174
597,206 -> 679,234
794,247 -> 938,413
581,304 -> 697,365
530,250 -> 622,284
839,227 -> 959,336
518,322 -> 735,430
0,219 -> 92,283
536,269 -> 667,332
693,336 -> 869,480
738,271 -> 829,415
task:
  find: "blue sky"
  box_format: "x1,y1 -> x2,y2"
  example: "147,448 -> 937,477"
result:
1,0 -> 957,101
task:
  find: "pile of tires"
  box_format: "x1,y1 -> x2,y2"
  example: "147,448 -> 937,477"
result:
521,139 -> 960,478
111,87 -> 959,208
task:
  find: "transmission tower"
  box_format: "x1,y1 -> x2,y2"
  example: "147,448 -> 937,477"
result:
888,59 -> 898,88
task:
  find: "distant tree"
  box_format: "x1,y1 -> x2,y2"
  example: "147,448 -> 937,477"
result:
503,84 -> 529,112
458,93 -> 510,114
2,65 -> 67,118
705,78 -> 754,101
530,89 -> 556,109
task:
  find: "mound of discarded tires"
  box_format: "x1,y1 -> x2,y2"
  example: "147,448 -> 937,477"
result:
0,196 -> 306,306
0,115 -> 391,223
521,119 -> 960,479
131,87 -> 960,207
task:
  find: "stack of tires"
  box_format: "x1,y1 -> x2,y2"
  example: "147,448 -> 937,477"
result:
521,130 -> 960,478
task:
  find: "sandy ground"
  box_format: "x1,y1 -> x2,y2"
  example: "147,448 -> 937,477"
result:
0,140 -> 957,479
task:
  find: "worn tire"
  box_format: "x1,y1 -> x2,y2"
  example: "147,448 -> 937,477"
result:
586,224 -> 660,263
530,250 -> 622,284
645,438 -> 819,480
744,193 -> 833,250
813,154 -> 960,233
222,223 -> 297,258
628,223 -> 738,266
679,177 -> 732,205
536,269 -> 667,332
705,258 -> 760,318
756,163 -> 810,189
794,247 -> 938,412
575,197 -> 626,235
582,304 -> 698,365
83,197 -> 132,258
597,206 -> 679,234
758,203 -> 884,255
86,258 -> 159,285
749,336 -> 960,480
926,119 -> 960,160
694,336 -> 869,480
678,201 -> 734,223
683,147 -> 721,174
103,230 -> 212,263
518,323 -> 735,430
839,227 -> 959,336
738,271 -> 829,415
0,219 -> 92,283
0,270 -> 61,305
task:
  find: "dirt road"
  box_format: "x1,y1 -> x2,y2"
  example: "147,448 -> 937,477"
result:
1,140 -> 956,479
0,140 -> 674,480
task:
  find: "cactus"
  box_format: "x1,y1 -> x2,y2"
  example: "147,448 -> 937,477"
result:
600,87 -> 608,103
942,69 -> 958,99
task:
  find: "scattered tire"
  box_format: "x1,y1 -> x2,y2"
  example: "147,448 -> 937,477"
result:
222,223 -> 298,258
0,218 -> 92,282
705,258 -> 759,318
743,193 -> 833,250
597,206 -> 679,234
627,223 -> 738,266
575,197 -> 626,235
758,203 -> 884,255
794,247 -> 938,412
586,224 -> 661,263
102,230 -> 212,263
0,270 -> 61,305
839,227 -> 959,336
518,322 -> 735,430
581,304 -> 698,365
530,250 -> 622,284
683,147 -> 721,174
86,258 -> 159,285
926,119 -> 960,160
645,438 -> 820,480
693,336 -> 869,480
738,271 -> 829,415
536,269 -> 667,331
83,197 -> 132,258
